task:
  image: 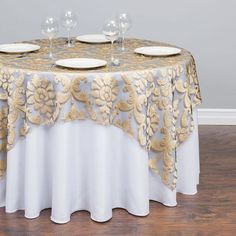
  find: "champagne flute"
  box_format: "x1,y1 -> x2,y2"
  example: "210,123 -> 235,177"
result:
61,10 -> 78,47
118,13 -> 132,51
41,17 -> 59,59
103,19 -> 120,66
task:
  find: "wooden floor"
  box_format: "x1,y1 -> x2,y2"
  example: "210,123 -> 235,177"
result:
0,126 -> 236,236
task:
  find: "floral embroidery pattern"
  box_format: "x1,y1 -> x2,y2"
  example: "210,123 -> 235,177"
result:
92,76 -> 118,124
27,77 -> 56,119
0,39 -> 202,190
0,107 -> 8,151
0,159 -> 6,177
0,68 -> 14,94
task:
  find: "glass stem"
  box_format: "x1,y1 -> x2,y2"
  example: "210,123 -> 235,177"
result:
111,40 -> 114,63
49,39 -> 53,59
122,33 -> 125,51
67,30 -> 71,47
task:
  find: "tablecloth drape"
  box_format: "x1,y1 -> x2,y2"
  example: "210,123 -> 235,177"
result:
0,111 -> 199,223
0,38 -> 201,190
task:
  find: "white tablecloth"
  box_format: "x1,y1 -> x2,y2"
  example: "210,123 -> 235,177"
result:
0,111 -> 199,223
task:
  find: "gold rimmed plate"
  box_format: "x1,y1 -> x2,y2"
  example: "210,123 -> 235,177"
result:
55,58 -> 107,69
134,46 -> 181,56
0,43 -> 40,54
76,34 -> 110,44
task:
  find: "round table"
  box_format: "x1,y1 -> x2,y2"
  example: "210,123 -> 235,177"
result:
0,38 -> 201,223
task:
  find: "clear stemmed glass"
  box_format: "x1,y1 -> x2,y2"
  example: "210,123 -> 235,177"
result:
41,17 -> 59,59
61,10 -> 78,47
103,19 -> 120,66
118,13 -> 132,51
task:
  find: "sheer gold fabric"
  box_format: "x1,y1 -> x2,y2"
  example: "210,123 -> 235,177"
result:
0,38 -> 201,189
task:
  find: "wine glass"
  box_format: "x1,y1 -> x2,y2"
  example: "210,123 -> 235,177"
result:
61,10 -> 78,47
41,17 -> 59,59
118,13 -> 132,51
103,19 -> 120,66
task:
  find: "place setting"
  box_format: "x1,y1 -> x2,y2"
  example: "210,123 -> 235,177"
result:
0,43 -> 41,54
134,46 -> 181,57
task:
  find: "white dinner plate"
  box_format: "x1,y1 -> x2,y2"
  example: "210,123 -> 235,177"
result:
0,43 -> 40,54
76,34 -> 110,44
55,58 -> 107,69
134,46 -> 181,56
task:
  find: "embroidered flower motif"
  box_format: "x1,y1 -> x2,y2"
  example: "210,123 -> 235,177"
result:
27,76 -> 56,118
92,76 -> 118,124
147,104 -> 159,138
187,60 -> 197,83
0,69 -> 14,94
187,59 -> 202,106
0,159 -> 6,177
0,107 -> 8,140
134,77 -> 147,94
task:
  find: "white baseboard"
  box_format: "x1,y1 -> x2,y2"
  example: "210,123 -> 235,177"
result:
198,109 -> 236,125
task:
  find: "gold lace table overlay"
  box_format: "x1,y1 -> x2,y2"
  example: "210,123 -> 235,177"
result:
0,38 -> 202,189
